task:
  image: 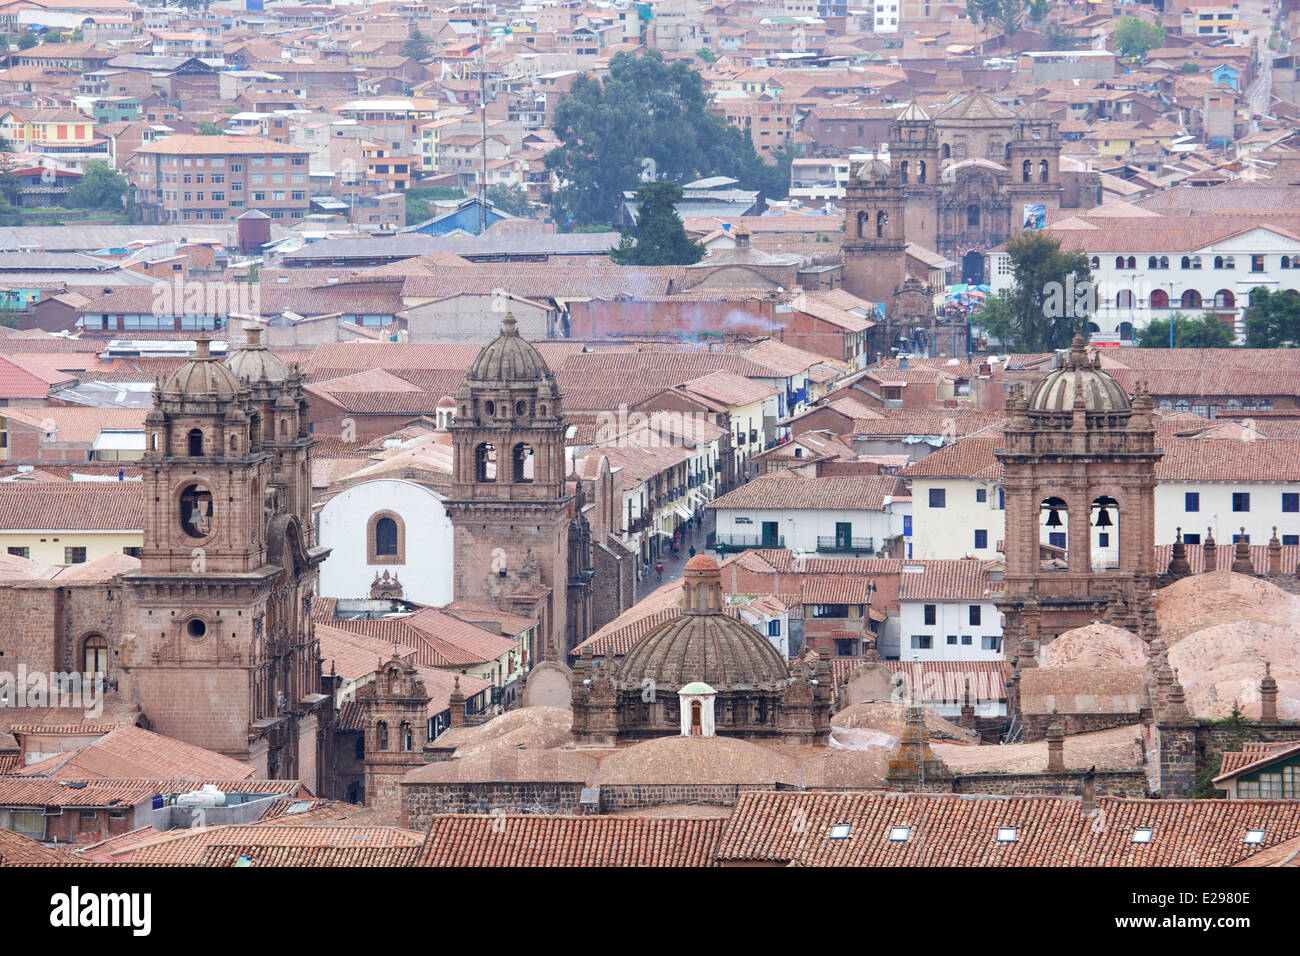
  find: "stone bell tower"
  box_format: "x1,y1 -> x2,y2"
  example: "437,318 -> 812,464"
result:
995,334 -> 1162,652
445,314 -> 589,659
121,333 -> 331,786
842,154 -> 907,307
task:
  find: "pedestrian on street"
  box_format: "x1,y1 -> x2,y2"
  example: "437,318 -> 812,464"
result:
688,546 -> 696,558
656,561 -> 664,582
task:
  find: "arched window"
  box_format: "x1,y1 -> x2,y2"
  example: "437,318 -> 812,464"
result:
1117,289 -> 1134,309
1115,256 -> 1126,269
1148,256 -> 1159,269
1181,256 -> 1192,269
249,414 -> 261,447
1213,289 -> 1235,308
368,512 -> 404,564
187,428 -> 203,456
82,634 -> 108,676
1175,399 -> 1190,412
1040,159 -> 1049,182
512,443 -> 534,482
401,722 -> 413,752
857,210 -> 869,238
1090,256 -> 1100,268
1214,256 -> 1224,269
475,443 -> 497,481
941,143 -> 951,160
1224,255 -> 1235,268
1150,289 -> 1169,309
1040,496 -> 1069,571
917,160 -> 926,183
1118,321 -> 1134,341
376,721 -> 389,751
1159,256 -> 1169,269
690,700 -> 703,736
180,483 -> 213,539
1283,256 -> 1292,269
1126,256 -> 1136,269
1191,256 -> 1202,269
900,160 -> 909,183
1181,289 -> 1202,309
376,517 -> 398,555
1023,159 -> 1032,183
967,203 -> 980,227
876,210 -> 887,237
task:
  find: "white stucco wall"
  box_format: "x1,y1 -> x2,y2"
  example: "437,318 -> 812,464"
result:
897,598 -> 1004,663
713,505 -> 903,554
317,478 -> 454,606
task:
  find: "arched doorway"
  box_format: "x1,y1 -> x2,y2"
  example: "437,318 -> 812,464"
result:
962,250 -> 985,284
690,700 -> 702,736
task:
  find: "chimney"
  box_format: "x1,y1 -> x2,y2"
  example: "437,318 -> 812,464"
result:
1080,768 -> 1097,817
1046,714 -> 1065,773
1203,528 -> 1216,572
449,674 -> 465,728
1261,662 -> 1279,724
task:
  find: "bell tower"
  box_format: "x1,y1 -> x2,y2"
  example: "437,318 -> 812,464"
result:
890,103 -> 940,249
1006,102 -> 1062,220
446,314 -> 590,659
843,155 -> 907,307
122,333 -> 332,787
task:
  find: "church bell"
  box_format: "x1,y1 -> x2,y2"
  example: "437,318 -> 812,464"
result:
1094,507 -> 1113,528
1045,507 -> 1063,528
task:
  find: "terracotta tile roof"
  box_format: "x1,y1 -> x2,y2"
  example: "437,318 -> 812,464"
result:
0,828 -> 81,865
898,559 -> 1000,602
717,792 -> 1300,866
882,660 -> 1009,704
1,406 -> 148,444
0,354 -> 76,398
124,824 -> 422,866
898,431 -> 1004,480
728,548 -> 901,576
1214,741 -> 1300,782
800,577 -> 878,604
707,473 -> 906,511
13,726 -> 254,781
0,778 -> 157,808
849,411 -> 1005,437
416,815 -> 724,866
680,369 -> 779,407
0,482 -> 143,531
1155,438 -> 1300,481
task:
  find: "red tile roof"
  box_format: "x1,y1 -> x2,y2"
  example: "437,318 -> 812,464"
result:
717,791 -> 1300,866
898,559 -> 1000,602
416,815 -> 724,866
0,354 -> 76,398
707,473 -> 906,511
0,482 -> 143,531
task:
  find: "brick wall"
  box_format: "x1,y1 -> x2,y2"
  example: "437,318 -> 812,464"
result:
953,769 -> 1148,798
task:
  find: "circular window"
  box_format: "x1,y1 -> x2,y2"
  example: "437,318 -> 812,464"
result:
515,401 -> 527,416
484,400 -> 495,416
186,618 -> 207,639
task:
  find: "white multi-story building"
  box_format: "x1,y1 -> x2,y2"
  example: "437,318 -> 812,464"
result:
896,560 -> 1004,663
904,428 -> 1300,560
706,472 -> 908,556
873,0 -> 899,32
989,223 -> 1300,343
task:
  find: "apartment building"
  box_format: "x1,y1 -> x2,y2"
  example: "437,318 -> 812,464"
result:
131,133 -> 311,225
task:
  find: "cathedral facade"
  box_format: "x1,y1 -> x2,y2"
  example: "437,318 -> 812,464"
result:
844,94 -> 1093,306
119,326 -> 332,786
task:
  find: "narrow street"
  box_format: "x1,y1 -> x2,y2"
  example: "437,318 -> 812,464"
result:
635,512 -> 715,601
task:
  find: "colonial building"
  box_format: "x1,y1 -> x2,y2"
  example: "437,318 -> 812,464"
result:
995,333 -> 1162,647
444,314 -> 595,660
570,554 -> 833,745
119,326 -> 332,786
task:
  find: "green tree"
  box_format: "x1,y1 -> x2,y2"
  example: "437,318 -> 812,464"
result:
696,47 -> 717,62
611,181 -> 704,266
974,231 -> 1092,351
197,121 -> 223,135
991,0 -> 1025,38
401,28 -> 430,62
486,183 -> 531,217
17,31 -> 37,50
1244,287 -> 1300,347
1114,16 -> 1164,61
245,262 -> 260,284
545,50 -> 787,228
44,30 -> 64,44
1041,20 -> 1074,50
67,161 -> 127,210
1137,312 -> 1236,348
1027,0 -> 1051,25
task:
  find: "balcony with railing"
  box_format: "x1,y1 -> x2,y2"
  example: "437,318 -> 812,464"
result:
816,536 -> 875,554
709,532 -> 784,551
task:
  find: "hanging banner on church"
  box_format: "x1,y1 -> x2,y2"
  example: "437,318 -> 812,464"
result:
1022,203 -> 1047,231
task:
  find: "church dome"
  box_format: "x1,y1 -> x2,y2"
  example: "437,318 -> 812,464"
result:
465,313 -> 555,385
854,157 -> 890,185
225,323 -> 288,386
617,555 -> 790,690
1028,333 -> 1131,412
162,336 -> 243,400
